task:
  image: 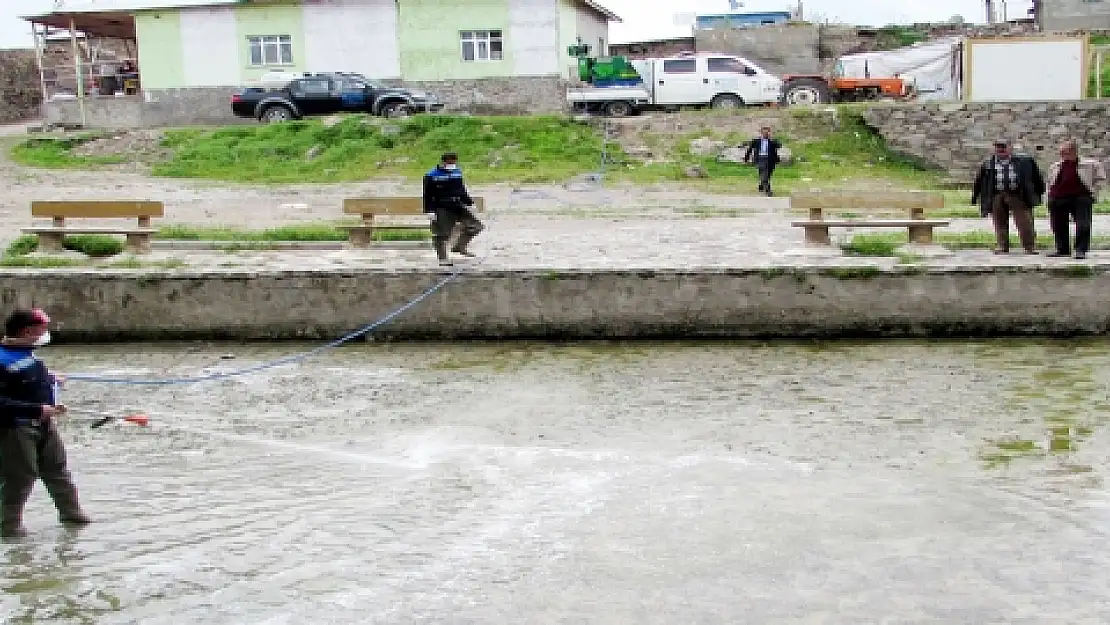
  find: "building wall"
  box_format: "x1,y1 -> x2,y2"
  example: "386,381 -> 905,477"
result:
136,1 -> 401,88
557,0 -> 579,78
507,0 -> 561,76
302,0 -> 401,78
575,3 -> 609,56
179,7 -> 240,87
233,4 -> 307,83
1040,0 -> 1110,31
134,10 -> 185,89
397,0 -> 514,80
0,50 -> 41,124
695,24 -> 822,75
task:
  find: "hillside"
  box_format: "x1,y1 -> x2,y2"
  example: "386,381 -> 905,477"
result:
10,108 -> 943,192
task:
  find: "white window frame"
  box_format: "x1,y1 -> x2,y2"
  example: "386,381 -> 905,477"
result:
460,30 -> 504,62
247,35 -> 294,67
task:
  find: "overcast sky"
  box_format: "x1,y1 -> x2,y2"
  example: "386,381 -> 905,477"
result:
0,0 -> 1033,49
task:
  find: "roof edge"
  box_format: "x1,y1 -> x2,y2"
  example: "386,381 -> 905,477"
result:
580,0 -> 622,23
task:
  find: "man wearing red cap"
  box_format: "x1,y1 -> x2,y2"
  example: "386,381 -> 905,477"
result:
0,308 -> 90,538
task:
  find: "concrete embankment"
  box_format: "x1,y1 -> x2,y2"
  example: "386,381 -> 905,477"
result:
4,264 -> 1110,341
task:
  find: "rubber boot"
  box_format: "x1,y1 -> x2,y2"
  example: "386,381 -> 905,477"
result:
450,232 -> 476,257
49,484 -> 91,526
433,239 -> 452,266
1,505 -> 28,538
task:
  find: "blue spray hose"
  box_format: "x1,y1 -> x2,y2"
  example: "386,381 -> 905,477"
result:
65,118 -> 616,387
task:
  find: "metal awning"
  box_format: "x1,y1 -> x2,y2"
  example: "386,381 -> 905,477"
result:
24,11 -> 136,40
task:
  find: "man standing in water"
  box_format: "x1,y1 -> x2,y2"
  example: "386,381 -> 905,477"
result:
423,152 -> 484,266
0,308 -> 90,538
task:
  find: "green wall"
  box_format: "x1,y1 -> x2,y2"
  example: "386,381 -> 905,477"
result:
234,4 -> 307,83
398,0 -> 513,80
134,11 -> 184,89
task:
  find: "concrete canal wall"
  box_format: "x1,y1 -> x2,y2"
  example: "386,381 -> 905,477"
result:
3,265 -> 1110,341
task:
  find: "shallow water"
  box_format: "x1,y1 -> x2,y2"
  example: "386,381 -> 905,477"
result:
3,338 -> 1110,624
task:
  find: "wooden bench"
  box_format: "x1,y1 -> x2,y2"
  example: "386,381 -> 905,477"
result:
340,196 -> 486,248
789,191 -> 950,246
23,200 -> 163,255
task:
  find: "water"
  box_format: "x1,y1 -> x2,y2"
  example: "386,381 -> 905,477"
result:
3,339 -> 1110,624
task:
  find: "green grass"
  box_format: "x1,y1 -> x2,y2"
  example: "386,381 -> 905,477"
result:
4,234 -> 124,257
156,223 -> 429,242
152,115 -> 610,184
10,133 -> 127,168
841,231 -> 1110,256
8,108 -> 943,189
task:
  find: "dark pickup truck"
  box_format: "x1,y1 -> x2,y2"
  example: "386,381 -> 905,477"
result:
231,72 -> 444,123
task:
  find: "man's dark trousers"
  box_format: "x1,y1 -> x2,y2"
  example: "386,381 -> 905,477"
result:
757,157 -> 774,194
1048,195 -> 1094,255
1,421 -> 85,535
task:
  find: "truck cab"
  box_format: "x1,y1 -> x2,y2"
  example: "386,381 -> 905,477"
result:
567,53 -> 783,116
637,54 -> 782,108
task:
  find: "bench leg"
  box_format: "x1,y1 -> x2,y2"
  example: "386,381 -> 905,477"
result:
37,232 -> 65,253
803,225 -> 831,246
907,224 -> 934,244
347,227 -> 372,248
125,233 -> 152,255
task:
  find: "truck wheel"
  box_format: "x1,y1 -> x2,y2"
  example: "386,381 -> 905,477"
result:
710,94 -> 742,109
782,79 -> 830,106
604,101 -> 633,117
261,105 -> 293,123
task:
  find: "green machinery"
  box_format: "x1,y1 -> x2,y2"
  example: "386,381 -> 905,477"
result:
568,44 -> 643,87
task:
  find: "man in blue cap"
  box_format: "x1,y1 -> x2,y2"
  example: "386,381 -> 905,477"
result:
423,152 -> 484,266
0,308 -> 90,538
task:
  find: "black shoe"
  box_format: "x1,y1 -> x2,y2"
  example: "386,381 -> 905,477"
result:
1075,252 -> 1087,260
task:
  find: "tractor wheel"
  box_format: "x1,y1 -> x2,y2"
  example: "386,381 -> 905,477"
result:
782,78 -> 831,106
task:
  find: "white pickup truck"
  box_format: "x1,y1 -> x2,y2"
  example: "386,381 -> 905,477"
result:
567,53 -> 784,117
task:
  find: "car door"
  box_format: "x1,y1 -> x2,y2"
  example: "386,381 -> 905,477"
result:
334,77 -> 369,111
652,58 -> 705,105
288,78 -> 335,116
706,56 -> 760,103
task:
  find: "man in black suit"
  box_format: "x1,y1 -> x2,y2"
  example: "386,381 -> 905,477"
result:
742,126 -> 782,197
970,139 -> 1046,254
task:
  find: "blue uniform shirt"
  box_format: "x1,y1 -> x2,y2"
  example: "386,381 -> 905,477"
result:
0,345 -> 53,426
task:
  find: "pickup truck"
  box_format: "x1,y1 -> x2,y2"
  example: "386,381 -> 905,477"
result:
231,72 -> 444,123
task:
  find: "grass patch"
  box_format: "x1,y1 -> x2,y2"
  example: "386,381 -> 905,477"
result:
4,234 -> 124,257
1089,34 -> 1110,98
841,234 -> 900,256
10,133 -> 126,168
156,223 -> 429,242
839,231 -> 1110,253
150,114 -> 611,184
10,108 -> 944,189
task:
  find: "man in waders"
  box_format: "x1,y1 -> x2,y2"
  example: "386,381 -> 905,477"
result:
0,308 -> 90,537
423,152 -> 484,266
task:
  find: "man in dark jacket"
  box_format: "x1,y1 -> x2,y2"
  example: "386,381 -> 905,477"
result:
0,308 -> 90,538
971,139 -> 1046,254
423,152 -> 484,266
742,126 -> 783,196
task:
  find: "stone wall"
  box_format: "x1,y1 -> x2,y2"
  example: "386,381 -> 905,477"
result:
6,266 -> 1110,342
42,76 -> 569,127
1040,0 -> 1110,31
0,50 -> 42,125
862,101 -> 1110,183
694,24 -> 862,76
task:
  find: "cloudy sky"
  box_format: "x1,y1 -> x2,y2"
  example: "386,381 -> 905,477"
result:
0,0 -> 1032,49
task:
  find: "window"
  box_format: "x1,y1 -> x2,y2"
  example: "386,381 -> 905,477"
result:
662,59 -> 696,74
707,57 -> 755,75
598,37 -> 606,56
248,35 -> 293,66
461,30 -> 503,62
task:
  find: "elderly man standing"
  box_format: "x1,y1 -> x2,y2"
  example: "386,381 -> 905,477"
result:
971,139 -> 1046,254
1046,140 -> 1106,260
